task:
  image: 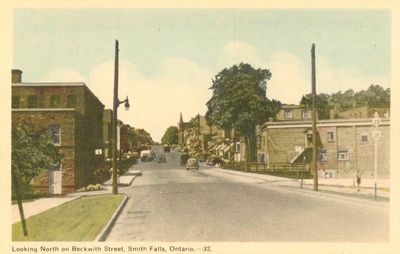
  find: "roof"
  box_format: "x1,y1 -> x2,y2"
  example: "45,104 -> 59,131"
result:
262,117 -> 390,129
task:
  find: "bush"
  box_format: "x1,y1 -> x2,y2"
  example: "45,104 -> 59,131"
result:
77,183 -> 104,193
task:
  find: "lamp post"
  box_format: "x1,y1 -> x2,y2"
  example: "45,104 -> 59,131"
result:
112,40 -> 130,195
372,112 -> 381,200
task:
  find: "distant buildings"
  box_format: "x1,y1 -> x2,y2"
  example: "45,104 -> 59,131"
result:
179,102 -> 390,179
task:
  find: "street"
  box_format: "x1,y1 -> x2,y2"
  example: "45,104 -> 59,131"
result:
106,146 -> 388,242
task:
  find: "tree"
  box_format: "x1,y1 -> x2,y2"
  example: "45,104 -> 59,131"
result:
131,128 -> 154,149
161,126 -> 178,145
12,122 -> 62,236
205,63 -> 274,162
300,93 -> 331,119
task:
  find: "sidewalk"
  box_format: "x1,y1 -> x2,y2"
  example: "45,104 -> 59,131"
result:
12,165 -> 141,224
213,168 -> 390,202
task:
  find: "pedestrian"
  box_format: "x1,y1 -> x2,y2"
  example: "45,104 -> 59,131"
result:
356,174 -> 361,191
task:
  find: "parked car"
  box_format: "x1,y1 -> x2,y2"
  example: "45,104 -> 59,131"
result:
180,153 -> 190,166
140,150 -> 154,162
186,157 -> 199,170
164,145 -> 171,152
157,154 -> 167,163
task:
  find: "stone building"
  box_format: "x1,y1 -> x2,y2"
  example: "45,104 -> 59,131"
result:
12,69 -> 104,194
260,118 -> 390,179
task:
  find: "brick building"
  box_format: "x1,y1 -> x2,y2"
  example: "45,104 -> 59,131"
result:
260,118 -> 390,179
12,69 -> 105,194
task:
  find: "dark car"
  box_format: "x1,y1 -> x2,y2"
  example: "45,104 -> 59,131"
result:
157,154 -> 167,163
164,145 -> 171,152
180,153 -> 189,166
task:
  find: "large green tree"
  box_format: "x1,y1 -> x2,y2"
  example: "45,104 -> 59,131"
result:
300,93 -> 331,119
299,84 -> 390,119
12,122 -> 62,235
161,126 -> 178,145
205,63 -> 274,162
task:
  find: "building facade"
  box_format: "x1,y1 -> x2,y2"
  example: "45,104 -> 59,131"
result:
12,69 -> 105,194
260,118 -> 390,179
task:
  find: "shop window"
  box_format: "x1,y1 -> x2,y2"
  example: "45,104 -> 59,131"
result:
338,151 -> 348,161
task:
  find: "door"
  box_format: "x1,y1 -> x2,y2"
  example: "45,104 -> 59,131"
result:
48,165 -> 62,194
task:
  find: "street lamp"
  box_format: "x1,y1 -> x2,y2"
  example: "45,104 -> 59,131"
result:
112,40 -> 130,195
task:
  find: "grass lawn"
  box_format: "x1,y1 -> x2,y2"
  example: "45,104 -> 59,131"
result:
12,194 -> 125,241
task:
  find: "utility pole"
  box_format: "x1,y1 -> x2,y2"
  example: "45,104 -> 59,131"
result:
112,40 -> 130,195
112,40 -> 119,195
311,44 -> 318,191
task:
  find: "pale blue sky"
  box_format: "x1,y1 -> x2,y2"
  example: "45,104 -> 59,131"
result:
13,9 -> 391,141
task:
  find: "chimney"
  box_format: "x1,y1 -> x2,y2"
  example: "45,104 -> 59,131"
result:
12,69 -> 23,83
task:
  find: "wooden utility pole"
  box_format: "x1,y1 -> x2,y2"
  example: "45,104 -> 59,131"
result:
311,44 -> 318,191
112,40 -> 119,195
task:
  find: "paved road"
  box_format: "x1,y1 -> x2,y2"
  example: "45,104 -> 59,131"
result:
107,146 -> 388,242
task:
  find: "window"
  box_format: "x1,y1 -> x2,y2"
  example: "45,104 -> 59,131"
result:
48,162 -> 62,171
284,109 -> 293,119
301,109 -> 310,119
327,131 -> 335,142
338,151 -> 348,161
66,95 -> 76,108
318,151 -> 327,161
50,95 -> 61,108
12,95 -> 20,108
236,142 -> 241,153
49,124 -> 61,145
361,134 -> 368,143
27,95 -> 39,108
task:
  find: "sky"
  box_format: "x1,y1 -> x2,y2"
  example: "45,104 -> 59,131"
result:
13,9 -> 390,142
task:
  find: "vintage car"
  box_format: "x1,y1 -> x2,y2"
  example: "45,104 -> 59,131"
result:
180,153 -> 190,166
157,154 -> 167,163
140,150 -> 155,162
163,145 -> 171,152
186,157 -> 199,170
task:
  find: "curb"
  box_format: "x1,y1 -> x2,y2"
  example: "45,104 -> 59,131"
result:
94,195 -> 129,242
212,168 -> 389,206
119,175 -> 137,186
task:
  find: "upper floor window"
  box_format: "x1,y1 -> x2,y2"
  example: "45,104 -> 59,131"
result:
49,124 -> 61,145
67,95 -> 77,108
50,95 -> 61,108
284,109 -> 293,119
301,109 -> 310,119
27,95 -> 39,108
12,95 -> 20,108
327,131 -> 335,142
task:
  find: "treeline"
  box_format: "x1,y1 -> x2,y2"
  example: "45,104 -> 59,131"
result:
300,84 -> 390,119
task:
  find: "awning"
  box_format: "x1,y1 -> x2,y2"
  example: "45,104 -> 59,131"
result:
222,145 -> 230,153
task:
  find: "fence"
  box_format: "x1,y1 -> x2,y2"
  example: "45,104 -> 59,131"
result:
222,161 -> 310,179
